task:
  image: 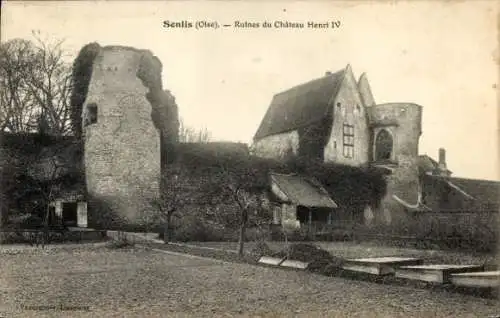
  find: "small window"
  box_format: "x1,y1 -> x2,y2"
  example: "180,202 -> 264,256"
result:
86,103 -> 98,126
343,123 -> 354,158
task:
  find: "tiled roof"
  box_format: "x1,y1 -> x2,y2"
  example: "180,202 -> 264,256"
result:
422,173 -> 499,210
448,176 -> 500,207
270,173 -> 338,208
253,68 -> 346,140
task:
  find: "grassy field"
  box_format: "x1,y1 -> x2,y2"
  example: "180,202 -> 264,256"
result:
0,242 -> 499,317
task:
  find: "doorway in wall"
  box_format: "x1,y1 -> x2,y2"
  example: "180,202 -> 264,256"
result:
62,202 -> 78,226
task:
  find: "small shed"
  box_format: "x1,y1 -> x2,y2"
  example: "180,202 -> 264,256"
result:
48,182 -> 88,228
269,173 -> 338,229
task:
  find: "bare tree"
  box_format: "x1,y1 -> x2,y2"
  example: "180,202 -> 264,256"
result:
0,39 -> 38,132
178,118 -> 212,143
132,163 -> 199,243
149,164 -> 191,242
204,155 -> 269,257
0,32 -> 73,135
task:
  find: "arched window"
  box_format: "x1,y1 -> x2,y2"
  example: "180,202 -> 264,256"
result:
85,103 -> 98,126
375,129 -> 393,161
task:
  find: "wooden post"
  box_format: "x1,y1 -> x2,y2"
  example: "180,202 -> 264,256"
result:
77,202 -> 88,227
308,208 -> 312,235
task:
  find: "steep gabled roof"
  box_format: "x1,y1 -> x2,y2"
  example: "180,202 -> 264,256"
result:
270,173 -> 338,208
253,67 -> 346,140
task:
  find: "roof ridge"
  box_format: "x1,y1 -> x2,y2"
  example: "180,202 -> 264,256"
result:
272,68 -> 345,98
449,176 -> 500,184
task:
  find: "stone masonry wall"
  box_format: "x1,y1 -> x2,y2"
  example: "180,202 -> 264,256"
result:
324,65 -> 370,166
368,103 -> 423,226
83,46 -> 165,227
252,130 -> 299,160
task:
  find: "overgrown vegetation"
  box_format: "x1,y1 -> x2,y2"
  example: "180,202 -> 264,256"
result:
275,243 -> 345,275
148,145 -> 388,257
106,232 -> 135,249
1,132 -> 84,234
70,42 -> 101,139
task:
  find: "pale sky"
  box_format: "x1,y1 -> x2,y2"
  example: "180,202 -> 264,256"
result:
1,1 -> 498,181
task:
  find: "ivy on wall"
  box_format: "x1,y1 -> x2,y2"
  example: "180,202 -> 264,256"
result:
169,144 -> 388,217
70,42 -> 101,139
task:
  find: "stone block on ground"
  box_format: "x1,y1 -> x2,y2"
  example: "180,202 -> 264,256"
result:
395,264 -> 484,284
258,256 -> 286,266
450,271 -> 500,288
342,256 -> 423,276
280,259 -> 309,270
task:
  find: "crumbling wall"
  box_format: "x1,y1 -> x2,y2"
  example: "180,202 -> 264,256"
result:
80,45 -> 178,228
368,103 -> 423,227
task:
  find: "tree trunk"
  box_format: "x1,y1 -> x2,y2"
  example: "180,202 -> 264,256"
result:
163,223 -> 168,244
163,212 -> 173,243
237,209 -> 248,257
283,224 -> 289,259
238,223 -> 246,257
0,205 -> 5,244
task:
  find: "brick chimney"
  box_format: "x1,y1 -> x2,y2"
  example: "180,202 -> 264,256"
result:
438,148 -> 446,168
437,148 -> 450,176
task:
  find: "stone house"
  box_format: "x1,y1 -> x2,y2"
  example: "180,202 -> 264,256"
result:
252,64 -> 499,228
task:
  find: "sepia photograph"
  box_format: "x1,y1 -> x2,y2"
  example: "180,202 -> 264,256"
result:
0,1 -> 499,317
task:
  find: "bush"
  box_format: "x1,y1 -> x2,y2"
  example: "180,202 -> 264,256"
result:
243,226 -> 271,242
106,234 -> 135,249
248,241 -> 276,261
18,215 -> 44,229
276,243 -> 344,275
171,217 -> 227,242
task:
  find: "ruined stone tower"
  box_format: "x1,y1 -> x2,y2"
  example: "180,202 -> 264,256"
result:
368,103 -> 423,225
81,45 -> 176,227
